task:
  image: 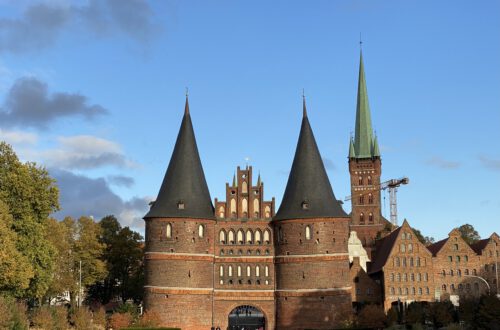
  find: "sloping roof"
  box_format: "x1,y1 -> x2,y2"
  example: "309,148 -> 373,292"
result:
427,238 -> 449,256
273,99 -> 347,221
368,226 -> 402,274
470,238 -> 489,255
144,97 -> 215,219
352,51 -> 376,159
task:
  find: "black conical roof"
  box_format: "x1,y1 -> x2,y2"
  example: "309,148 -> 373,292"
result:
274,104 -> 347,221
144,98 -> 215,219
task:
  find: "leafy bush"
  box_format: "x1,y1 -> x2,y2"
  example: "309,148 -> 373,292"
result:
110,312 -> 133,330
32,306 -> 54,329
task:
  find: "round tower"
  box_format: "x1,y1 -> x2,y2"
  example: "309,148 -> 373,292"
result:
272,99 -> 352,329
144,97 -> 215,330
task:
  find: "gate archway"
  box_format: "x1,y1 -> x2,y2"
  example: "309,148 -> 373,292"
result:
228,305 -> 265,330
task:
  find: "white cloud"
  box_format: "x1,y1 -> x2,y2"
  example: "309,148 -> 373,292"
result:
0,128 -> 38,145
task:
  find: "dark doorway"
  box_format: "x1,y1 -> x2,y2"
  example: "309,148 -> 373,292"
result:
228,305 -> 265,330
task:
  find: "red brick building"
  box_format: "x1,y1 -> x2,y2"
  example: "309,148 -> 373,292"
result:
143,51 -> 500,329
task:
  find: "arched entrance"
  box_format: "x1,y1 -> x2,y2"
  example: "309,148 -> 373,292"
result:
228,305 -> 265,330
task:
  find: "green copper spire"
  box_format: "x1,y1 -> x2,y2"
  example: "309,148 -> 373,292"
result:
372,135 -> 380,157
354,51 -> 375,158
257,172 -> 261,186
349,138 -> 356,158
232,172 -> 237,187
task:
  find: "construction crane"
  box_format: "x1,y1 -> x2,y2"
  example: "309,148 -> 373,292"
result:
345,177 -> 409,227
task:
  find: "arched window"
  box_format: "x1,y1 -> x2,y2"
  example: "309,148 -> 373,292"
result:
360,213 -> 365,224
256,266 -> 260,277
305,225 -> 312,240
395,257 -> 400,267
412,287 -> 416,295
241,198 -> 248,217
368,193 -> 373,204
442,284 -> 447,291
456,256 -> 461,262
396,273 -> 401,281
416,257 -> 421,267
450,270 -> 454,276
390,287 -> 395,294
166,223 -> 172,239
278,227 -> 283,242
230,199 -> 236,215
417,273 -> 421,281
242,181 -> 248,193
390,273 -> 394,281
426,287 -> 430,294
358,176 -> 363,185
228,230 -> 235,244
410,257 -> 414,267
368,213 -> 374,223
219,266 -> 224,276
237,229 -> 244,244
473,269 -> 477,275
398,287 -> 402,295
457,269 -> 461,277
405,288 -> 409,295
219,230 -> 226,244
264,206 -> 271,218
359,195 -> 364,205
228,265 -> 233,277
418,287 -> 422,295
198,224 -> 204,238
219,206 -> 225,218
403,273 -> 407,282
253,199 -> 259,217
265,266 -> 269,277
246,266 -> 251,277
264,230 -> 271,244
401,244 -> 406,252
465,269 -> 469,275
408,243 -> 413,252
402,258 -> 407,267
367,176 -> 372,185
246,229 -> 253,244
255,230 -> 262,244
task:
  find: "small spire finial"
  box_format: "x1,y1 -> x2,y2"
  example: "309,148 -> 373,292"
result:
184,88 -> 190,114
359,33 -> 362,50
302,89 -> 307,118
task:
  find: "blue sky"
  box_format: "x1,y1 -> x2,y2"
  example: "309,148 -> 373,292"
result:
0,0 -> 499,240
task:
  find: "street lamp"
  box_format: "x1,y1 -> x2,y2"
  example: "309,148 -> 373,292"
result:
463,274 -> 490,296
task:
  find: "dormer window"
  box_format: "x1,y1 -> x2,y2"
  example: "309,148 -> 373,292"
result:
177,201 -> 185,210
301,201 -> 309,210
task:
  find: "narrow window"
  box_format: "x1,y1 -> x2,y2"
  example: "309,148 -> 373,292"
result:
237,229 -> 244,244
228,230 -> 235,244
219,230 -> 226,244
360,213 -> 365,224
256,266 -> 260,277
264,230 -> 271,244
230,199 -> 236,215
255,230 -> 262,244
246,265 -> 251,277
401,244 -> 406,253
242,198 -> 248,217
305,225 -> 311,240
219,266 -> 224,276
198,224 -> 204,238
358,176 -> 363,185
265,266 -> 269,277
369,213 -> 374,223
166,223 -> 172,239
264,206 -> 271,218
237,266 -> 242,277
228,265 -> 233,277
368,193 -> 373,204
218,206 -> 225,218
359,195 -> 364,205
367,176 -> 372,185
246,229 -> 253,244
408,243 -> 413,252
242,181 -> 248,193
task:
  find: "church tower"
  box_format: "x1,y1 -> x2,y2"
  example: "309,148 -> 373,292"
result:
348,51 -> 389,259
273,98 -> 352,329
143,97 -> 215,330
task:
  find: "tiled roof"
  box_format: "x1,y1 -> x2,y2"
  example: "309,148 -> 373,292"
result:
427,238 -> 449,256
470,238 -> 490,255
368,226 -> 402,274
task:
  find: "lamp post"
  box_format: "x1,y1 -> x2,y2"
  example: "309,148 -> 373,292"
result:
463,274 -> 490,296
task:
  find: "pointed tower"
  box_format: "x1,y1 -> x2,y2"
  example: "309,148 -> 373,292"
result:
273,98 -> 352,329
143,97 -> 215,329
348,51 -> 390,258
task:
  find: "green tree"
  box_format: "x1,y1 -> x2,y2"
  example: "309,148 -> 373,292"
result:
472,294 -> 500,329
0,201 -> 33,294
64,216 -> 107,307
0,142 -> 59,300
429,301 -> 456,328
412,227 -> 435,246
458,224 -> 481,245
87,215 -> 144,304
